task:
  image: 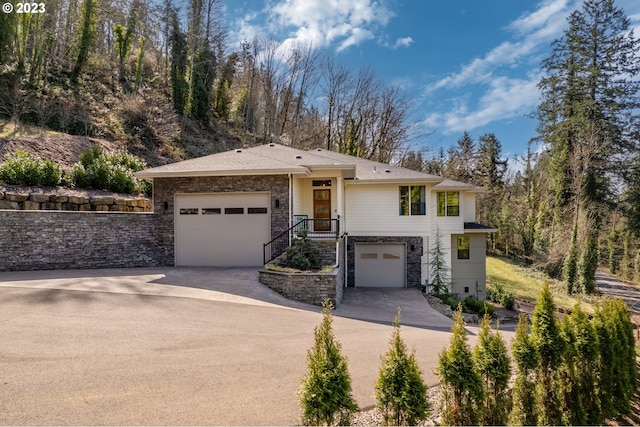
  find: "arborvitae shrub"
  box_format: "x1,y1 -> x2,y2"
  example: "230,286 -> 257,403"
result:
531,282 -> 564,426
508,314 -> 538,426
473,315 -> 511,426
298,300 -> 358,426
375,309 -> 429,426
437,308 -> 483,425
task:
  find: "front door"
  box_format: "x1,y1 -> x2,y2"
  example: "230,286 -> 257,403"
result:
313,189 -> 331,231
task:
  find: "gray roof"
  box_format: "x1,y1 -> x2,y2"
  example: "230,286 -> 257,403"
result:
136,144 -> 478,189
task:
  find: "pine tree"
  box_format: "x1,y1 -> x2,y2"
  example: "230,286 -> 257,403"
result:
437,308 -> 483,425
298,300 -> 358,426
509,315 -> 538,426
531,282 -> 564,425
473,315 -> 511,426
375,309 -> 429,426
429,227 -> 449,295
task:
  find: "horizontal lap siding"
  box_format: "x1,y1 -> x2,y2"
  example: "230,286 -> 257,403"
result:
0,211 -> 168,271
345,184 -> 430,236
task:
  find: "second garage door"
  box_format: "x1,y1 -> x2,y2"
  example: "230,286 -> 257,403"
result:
355,243 -> 406,288
175,193 -> 270,267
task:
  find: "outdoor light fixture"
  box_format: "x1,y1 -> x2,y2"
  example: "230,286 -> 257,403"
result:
275,199 -> 280,208
163,201 -> 169,210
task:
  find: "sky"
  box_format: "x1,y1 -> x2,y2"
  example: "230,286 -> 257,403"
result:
223,0 -> 640,163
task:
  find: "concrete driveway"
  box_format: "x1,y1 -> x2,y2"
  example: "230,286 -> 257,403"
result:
0,267 -> 483,425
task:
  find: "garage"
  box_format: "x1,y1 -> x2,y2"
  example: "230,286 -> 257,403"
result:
355,243 -> 406,287
175,193 -> 270,266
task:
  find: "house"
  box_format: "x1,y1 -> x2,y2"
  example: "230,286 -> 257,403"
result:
136,143 -> 496,299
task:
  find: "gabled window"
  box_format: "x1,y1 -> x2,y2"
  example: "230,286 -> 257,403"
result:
457,236 -> 470,259
437,191 -> 459,216
399,186 -> 425,216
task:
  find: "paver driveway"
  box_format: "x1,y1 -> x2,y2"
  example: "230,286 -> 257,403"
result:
0,267 -> 492,425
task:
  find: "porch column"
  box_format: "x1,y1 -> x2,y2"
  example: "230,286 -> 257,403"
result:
336,176 -> 344,223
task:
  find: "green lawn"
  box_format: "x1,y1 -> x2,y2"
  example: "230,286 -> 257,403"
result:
486,255 -> 601,313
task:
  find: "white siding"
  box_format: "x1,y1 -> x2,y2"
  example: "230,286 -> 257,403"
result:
344,183 -> 430,236
462,192 -> 476,222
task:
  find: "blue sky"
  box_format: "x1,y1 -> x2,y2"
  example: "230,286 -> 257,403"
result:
224,0 -> 640,163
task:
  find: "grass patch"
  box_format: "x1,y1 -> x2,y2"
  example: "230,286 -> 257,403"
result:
0,120 -> 59,138
487,256 -> 600,314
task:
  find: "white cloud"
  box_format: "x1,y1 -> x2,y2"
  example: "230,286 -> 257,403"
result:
392,37 -> 414,49
267,0 -> 393,51
424,76 -> 540,134
425,0 -> 575,94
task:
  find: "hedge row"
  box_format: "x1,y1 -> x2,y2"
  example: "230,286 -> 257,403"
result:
0,146 -> 150,196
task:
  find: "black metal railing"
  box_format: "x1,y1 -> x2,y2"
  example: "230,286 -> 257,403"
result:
263,217 -> 340,265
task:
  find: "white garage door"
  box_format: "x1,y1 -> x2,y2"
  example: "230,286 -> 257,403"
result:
355,243 -> 406,288
175,193 -> 270,267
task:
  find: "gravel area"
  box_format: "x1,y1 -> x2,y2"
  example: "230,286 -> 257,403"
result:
350,385 -> 442,426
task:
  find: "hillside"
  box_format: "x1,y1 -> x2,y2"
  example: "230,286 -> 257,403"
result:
0,82 -> 243,169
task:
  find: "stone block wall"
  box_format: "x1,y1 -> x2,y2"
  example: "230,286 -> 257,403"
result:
0,211 -> 169,271
258,264 -> 344,307
0,189 -> 151,212
346,235 -> 423,288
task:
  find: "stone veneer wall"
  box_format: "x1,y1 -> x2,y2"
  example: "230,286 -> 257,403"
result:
346,236 -> 423,288
152,175 -> 290,263
258,264 -> 344,307
0,211 -> 169,271
0,190 -> 151,212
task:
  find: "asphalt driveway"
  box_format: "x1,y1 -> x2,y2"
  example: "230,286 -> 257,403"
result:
0,267 -> 486,425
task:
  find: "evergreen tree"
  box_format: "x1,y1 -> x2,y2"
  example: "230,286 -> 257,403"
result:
169,10 -> 188,112
473,315 -> 511,426
71,0 -> 98,82
537,0 -> 640,230
509,315 -> 538,426
530,282 -> 564,425
298,300 -> 358,426
437,308 -> 483,425
375,309 -> 429,426
428,227 -> 449,295
558,304 -> 601,425
577,231 -> 598,294
446,131 -> 477,183
563,220 -> 579,294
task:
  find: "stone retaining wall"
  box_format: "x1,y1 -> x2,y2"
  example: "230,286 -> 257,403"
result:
0,211 -> 169,271
0,190 -> 151,212
258,264 -> 344,307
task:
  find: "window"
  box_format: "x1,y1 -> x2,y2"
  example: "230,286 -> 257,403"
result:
457,236 -> 470,259
437,191 -> 459,216
225,207 -> 244,214
312,180 -> 331,187
399,185 -> 425,215
202,208 -> 221,215
248,207 -> 268,214
179,208 -> 198,215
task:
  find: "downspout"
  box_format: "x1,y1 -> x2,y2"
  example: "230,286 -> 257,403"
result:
288,171 -> 292,246
344,233 -> 348,287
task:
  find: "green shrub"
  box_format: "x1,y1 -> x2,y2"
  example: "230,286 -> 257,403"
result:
436,293 -> 460,311
463,296 -> 495,316
0,150 -> 61,186
375,309 -> 430,426
283,230 -> 321,271
65,145 -> 150,195
473,315 -> 511,426
299,300 -> 358,425
438,308 -> 484,425
487,282 -> 515,310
